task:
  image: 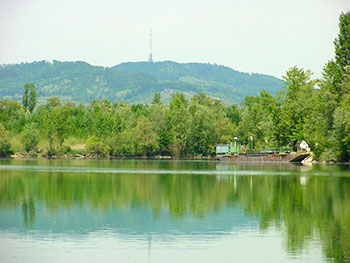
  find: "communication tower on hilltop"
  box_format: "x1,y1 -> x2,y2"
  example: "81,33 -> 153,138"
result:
148,30 -> 153,62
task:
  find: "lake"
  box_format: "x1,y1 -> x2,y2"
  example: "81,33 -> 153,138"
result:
0,159 -> 349,263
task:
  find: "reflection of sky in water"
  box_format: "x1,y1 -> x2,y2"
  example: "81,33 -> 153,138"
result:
0,203 -> 258,237
0,192 -> 324,262
0,231 -> 324,263
0,204 -> 323,263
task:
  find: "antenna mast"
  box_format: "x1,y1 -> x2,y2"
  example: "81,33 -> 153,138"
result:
148,29 -> 153,62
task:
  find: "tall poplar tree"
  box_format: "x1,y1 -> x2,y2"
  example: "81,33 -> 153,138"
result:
22,83 -> 37,113
22,84 -> 30,110
29,86 -> 37,113
334,11 -> 350,72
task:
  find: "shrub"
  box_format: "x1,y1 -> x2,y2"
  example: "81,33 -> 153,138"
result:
22,123 -> 40,153
0,123 -> 11,156
86,136 -> 110,157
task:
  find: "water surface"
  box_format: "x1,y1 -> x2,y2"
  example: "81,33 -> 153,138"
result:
0,159 -> 349,262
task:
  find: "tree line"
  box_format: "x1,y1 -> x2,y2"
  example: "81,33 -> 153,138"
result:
0,11 -> 349,161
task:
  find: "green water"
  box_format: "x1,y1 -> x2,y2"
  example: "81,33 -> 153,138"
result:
0,159 -> 349,263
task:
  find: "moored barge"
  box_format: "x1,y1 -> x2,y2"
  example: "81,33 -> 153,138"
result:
216,140 -> 310,163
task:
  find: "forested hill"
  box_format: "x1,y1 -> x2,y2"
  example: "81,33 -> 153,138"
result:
113,61 -> 283,96
0,60 -> 284,104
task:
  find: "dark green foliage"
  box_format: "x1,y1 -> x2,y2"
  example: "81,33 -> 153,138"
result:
22,84 -> 29,110
22,83 -> 37,113
0,60 -> 284,105
152,93 -> 161,104
158,130 -> 171,155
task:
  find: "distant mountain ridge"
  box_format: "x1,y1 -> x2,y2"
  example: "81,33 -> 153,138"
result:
0,60 -> 284,104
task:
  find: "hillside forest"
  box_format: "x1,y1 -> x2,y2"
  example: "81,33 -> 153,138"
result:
0,12 -> 349,162
0,59 -> 284,105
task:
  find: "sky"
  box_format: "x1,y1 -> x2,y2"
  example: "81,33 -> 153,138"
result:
0,0 -> 349,78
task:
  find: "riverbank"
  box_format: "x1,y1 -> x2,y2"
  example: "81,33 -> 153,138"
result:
6,153 -> 217,160
3,152 -> 348,164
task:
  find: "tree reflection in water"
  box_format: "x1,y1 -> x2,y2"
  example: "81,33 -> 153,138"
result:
0,163 -> 349,262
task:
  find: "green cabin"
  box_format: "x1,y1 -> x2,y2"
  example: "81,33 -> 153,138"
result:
216,140 -> 241,156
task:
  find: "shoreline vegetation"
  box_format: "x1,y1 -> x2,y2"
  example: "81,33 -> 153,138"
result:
5,152 -> 347,164
0,12 -> 349,163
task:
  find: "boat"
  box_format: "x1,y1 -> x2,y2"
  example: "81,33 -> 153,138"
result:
216,140 -> 310,163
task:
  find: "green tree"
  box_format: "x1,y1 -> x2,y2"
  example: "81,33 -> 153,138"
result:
132,116 -> 159,156
111,129 -> 136,156
187,95 -> 217,155
152,93 -> 161,105
305,11 -> 350,161
238,90 -> 277,151
331,93 -> 350,161
148,103 -> 168,155
274,67 -> 315,150
40,97 -> 71,153
47,96 -> 61,107
226,104 -> 241,126
0,100 -> 26,132
86,99 -> 116,139
167,93 -> 190,156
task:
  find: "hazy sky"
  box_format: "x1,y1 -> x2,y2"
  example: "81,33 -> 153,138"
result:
0,0 -> 349,78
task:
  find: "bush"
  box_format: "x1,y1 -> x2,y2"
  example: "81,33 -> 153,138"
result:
57,145 -> 72,154
9,136 -> 22,154
22,123 -> 40,153
0,123 -> 11,156
86,136 -> 110,157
